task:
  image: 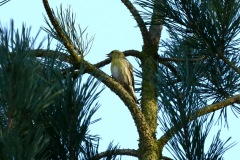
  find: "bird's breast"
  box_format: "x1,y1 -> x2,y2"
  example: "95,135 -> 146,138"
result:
110,59 -> 132,85
111,65 -> 121,79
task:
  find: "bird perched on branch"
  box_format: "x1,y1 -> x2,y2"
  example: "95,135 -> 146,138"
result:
107,50 -> 138,103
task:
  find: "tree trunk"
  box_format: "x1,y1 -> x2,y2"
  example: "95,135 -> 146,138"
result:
139,45 -> 160,160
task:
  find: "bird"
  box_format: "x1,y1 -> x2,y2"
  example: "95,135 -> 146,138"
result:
107,50 -> 138,103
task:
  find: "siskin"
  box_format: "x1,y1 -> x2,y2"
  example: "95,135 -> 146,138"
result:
107,50 -> 138,103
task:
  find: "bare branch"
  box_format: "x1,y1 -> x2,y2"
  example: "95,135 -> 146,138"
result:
93,148 -> 173,160
121,0 -> 150,45
158,94 -> 240,150
220,55 -> 240,75
33,49 -> 73,63
94,149 -> 138,159
149,25 -> 162,45
162,156 -> 174,160
93,58 -> 111,69
94,50 -> 141,68
32,49 -> 140,70
33,48 -> 204,85
149,1 -> 164,46
124,49 -> 141,58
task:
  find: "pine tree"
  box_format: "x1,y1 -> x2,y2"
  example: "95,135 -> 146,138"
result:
0,0 -> 240,159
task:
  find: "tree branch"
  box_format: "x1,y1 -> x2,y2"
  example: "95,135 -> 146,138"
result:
33,49 -> 73,63
121,0 -> 150,45
162,156 -> 174,160
35,47 -> 205,73
42,0 -> 152,141
94,50 -> 141,68
220,55 -> 240,75
34,49 -> 141,69
33,48 -> 204,87
124,49 -> 141,58
93,148 -> 173,160
94,149 -> 138,159
157,94 -> 240,150
149,0 -> 164,47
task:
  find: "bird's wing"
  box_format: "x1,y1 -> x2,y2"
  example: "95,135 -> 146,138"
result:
125,58 -> 135,90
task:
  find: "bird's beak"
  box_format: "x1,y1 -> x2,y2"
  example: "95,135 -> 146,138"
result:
106,53 -> 111,58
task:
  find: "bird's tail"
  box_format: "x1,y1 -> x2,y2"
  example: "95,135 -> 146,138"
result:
124,85 -> 138,104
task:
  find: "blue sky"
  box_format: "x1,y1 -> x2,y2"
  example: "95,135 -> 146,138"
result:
0,1 -> 240,159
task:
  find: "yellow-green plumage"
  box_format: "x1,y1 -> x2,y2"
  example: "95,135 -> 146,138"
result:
107,50 -> 137,103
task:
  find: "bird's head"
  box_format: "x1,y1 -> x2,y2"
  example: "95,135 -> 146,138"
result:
107,50 -> 125,59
